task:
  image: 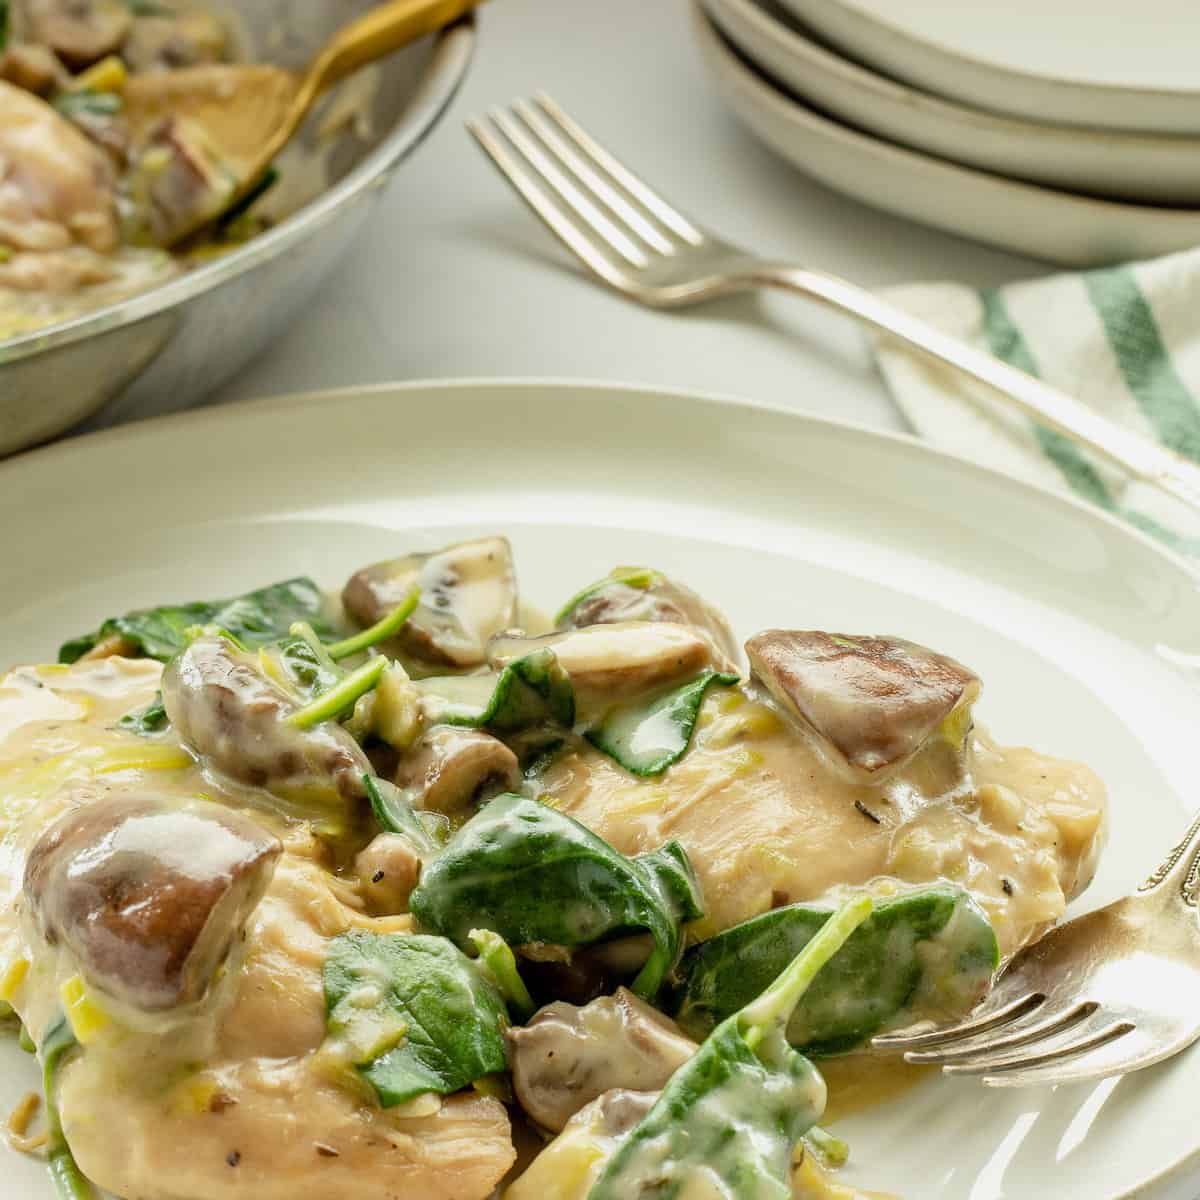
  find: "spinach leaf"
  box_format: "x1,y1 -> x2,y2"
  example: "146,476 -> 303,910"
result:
59,577 -> 336,664
417,649 -> 575,733
41,1017 -> 94,1200
323,931 -> 508,1108
0,2 -> 9,53
585,669 -> 738,777
674,885 -> 999,1055
268,635 -> 342,700
409,794 -> 703,1001
116,692 -> 168,736
364,775 -> 448,855
589,897 -> 872,1200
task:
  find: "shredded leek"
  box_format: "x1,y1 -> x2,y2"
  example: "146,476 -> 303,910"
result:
58,976 -> 109,1045
285,657 -> 386,729
468,929 -> 535,1021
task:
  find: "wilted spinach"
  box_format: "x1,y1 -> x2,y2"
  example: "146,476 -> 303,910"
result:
323,931 -> 508,1108
674,885 -> 999,1055
364,775 -> 448,855
589,897 -> 873,1200
417,649 -> 575,734
116,692 -> 168,736
409,794 -> 702,1001
59,577 -> 337,664
585,669 -> 739,776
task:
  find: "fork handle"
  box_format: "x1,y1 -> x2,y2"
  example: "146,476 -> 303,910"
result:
753,265 -> 1200,514
1139,812 -> 1200,908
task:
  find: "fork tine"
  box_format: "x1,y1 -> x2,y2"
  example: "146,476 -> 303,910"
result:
981,1029 -> 1145,1089
467,117 -> 634,290
511,99 -> 677,256
486,107 -> 649,269
872,991 -> 1046,1053
903,1003 -> 1098,1066
533,93 -> 706,246
943,1021 -> 1137,1079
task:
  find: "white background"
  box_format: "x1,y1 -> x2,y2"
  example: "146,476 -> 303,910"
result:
200,0 -> 1047,431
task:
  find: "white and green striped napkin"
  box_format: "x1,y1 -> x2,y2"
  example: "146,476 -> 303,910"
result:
873,249 -> 1200,556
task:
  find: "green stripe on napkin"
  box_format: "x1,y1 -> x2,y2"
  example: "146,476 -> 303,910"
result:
875,251 -> 1200,558
1083,269 -> 1200,464
980,290 -> 1116,512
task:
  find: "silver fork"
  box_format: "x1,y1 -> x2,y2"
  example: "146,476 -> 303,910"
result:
468,94 -> 1200,514
868,814 -> 1200,1087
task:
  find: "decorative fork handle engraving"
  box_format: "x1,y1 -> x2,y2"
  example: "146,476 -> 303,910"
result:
1140,812 -> 1200,906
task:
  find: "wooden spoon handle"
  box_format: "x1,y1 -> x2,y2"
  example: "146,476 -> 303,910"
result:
310,0 -> 483,93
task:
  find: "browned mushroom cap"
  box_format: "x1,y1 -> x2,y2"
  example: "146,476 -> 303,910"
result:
162,637 -> 371,805
488,621 -> 714,710
23,791 -> 280,1012
342,536 -> 517,670
393,725 -> 519,817
746,631 -> 981,778
0,43 -> 66,95
21,0 -> 132,70
509,988 -> 695,1132
122,9 -> 228,72
558,570 -> 741,670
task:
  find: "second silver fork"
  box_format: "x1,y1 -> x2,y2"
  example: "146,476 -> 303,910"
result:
469,94 -> 1200,514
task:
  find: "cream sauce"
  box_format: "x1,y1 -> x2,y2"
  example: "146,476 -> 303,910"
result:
0,619 -> 1109,1200
0,659 -> 515,1200
536,685 -> 1107,959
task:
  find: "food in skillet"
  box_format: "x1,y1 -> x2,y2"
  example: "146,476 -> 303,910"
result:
0,0 -> 280,339
0,539 -> 1108,1199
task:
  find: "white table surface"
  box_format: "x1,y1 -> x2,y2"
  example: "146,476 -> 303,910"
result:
193,0 -> 1050,433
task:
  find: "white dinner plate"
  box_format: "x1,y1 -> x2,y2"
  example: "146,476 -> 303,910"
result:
704,0 -> 1200,206
693,6 -> 1200,268
3,380 -> 1200,1199
776,0 -> 1200,134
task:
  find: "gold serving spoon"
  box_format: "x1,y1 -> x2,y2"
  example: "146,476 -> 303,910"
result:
121,0 -> 482,245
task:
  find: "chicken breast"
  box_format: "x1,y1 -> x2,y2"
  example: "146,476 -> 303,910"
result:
0,80 -> 118,255
535,682 -> 1106,959
0,659 -> 515,1200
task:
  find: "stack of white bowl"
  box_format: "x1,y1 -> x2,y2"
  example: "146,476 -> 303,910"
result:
694,0 -> 1200,266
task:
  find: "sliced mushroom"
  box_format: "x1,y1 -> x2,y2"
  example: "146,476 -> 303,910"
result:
122,10 -> 228,73
23,790 -> 280,1012
0,80 -> 118,253
504,1089 -> 658,1200
0,42 -> 66,94
20,0 -> 132,70
746,631 -> 981,779
355,833 -> 422,914
508,988 -> 696,1132
342,536 -> 517,670
558,568 -> 741,670
393,725 -> 519,817
124,114 -> 236,246
488,621 -> 713,710
162,636 -> 372,805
